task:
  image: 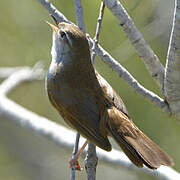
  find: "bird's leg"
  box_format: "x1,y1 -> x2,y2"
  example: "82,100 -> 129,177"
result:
69,140 -> 88,171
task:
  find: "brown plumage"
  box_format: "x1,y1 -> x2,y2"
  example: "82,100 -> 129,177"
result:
46,21 -> 174,169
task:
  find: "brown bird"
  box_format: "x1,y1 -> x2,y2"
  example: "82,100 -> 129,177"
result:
46,19 -> 174,169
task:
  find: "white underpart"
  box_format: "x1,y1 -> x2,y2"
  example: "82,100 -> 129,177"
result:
65,32 -> 73,47
49,31 -> 72,74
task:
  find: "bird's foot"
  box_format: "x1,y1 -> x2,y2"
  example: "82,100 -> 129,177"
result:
69,140 -> 89,171
69,158 -> 83,171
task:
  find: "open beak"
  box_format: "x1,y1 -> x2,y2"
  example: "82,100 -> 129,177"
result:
46,21 -> 59,35
50,15 -> 59,25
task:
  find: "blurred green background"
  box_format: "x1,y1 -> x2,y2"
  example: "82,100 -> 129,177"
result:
0,0 -> 179,180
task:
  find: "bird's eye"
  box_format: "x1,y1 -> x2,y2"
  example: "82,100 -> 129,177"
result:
60,31 -> 66,38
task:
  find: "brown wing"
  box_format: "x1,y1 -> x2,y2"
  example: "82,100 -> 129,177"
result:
107,107 -> 174,169
95,71 -> 173,168
95,71 -> 129,117
48,87 -> 112,151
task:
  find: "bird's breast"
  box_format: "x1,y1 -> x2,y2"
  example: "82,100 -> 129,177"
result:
46,66 -> 75,108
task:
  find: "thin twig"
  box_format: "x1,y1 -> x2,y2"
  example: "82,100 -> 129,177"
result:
73,0 -> 85,34
0,62 -> 44,96
91,1 -> 105,64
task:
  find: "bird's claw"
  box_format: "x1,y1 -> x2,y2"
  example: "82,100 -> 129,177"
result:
69,158 -> 83,171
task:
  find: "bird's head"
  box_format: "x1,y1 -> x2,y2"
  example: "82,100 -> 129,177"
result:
47,19 -> 90,63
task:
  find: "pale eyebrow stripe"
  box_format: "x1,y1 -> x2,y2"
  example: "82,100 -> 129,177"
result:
65,32 -> 73,47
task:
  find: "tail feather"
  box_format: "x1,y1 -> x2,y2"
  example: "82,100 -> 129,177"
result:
107,107 -> 174,169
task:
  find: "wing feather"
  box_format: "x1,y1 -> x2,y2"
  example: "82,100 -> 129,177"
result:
48,88 -> 112,151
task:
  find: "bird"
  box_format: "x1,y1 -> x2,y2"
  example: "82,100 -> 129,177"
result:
45,18 -> 174,169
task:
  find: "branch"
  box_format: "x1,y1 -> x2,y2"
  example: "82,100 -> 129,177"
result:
164,0 -> 180,119
112,15 -> 170,63
37,0 -> 171,117
87,37 -> 171,115
104,0 -> 165,89
0,68 -> 179,180
85,143 -> 98,180
0,67 -> 25,79
96,148 -> 180,180
38,0 -> 70,23
0,62 -> 44,96
73,0 -> 85,34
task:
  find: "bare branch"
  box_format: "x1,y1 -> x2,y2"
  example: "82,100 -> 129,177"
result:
73,0 -> 85,34
104,0 -> 165,89
96,148 -> 180,180
37,0 -> 170,117
112,15 -> 170,63
164,0 -> 180,119
0,67 -> 24,79
87,37 -> 171,115
85,143 -> 98,180
0,62 -> 44,96
38,0 -> 70,23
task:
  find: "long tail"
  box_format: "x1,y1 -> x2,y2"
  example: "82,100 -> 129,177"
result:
107,107 -> 174,169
